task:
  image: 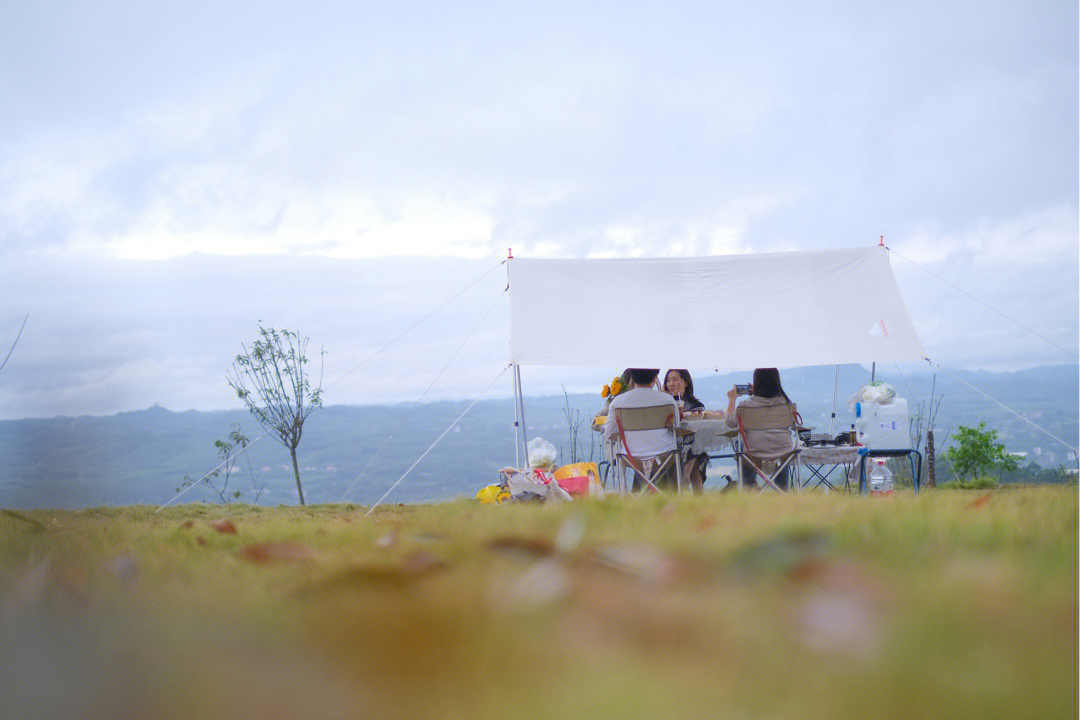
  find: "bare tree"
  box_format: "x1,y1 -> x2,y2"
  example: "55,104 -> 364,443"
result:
227,326 -> 323,505
908,373 -> 944,485
561,387 -> 585,464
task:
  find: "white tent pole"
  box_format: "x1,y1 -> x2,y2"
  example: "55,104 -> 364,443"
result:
514,364 -> 530,467
829,364 -> 840,435
506,251 -> 529,468
512,366 -> 521,468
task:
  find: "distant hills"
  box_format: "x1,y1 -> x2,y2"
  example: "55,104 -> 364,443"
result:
1,364 -> 1076,509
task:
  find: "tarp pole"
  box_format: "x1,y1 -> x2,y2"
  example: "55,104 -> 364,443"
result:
829,364 -> 840,435
506,252 -> 527,468
512,365 -> 521,468
514,364 -> 530,468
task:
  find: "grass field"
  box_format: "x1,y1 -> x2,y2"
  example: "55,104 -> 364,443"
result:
2,486 -> 1076,719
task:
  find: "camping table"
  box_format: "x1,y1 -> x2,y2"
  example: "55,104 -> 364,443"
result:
593,413 -> 734,490
681,417 -> 736,455
796,445 -> 862,493
592,413 -> 733,457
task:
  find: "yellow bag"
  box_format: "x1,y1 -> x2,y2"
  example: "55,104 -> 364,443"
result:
476,485 -> 510,504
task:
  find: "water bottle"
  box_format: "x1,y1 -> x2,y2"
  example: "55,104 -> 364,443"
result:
868,458 -> 894,496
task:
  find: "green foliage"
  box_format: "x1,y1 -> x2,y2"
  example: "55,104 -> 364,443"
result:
227,326 -> 324,505
176,424 -> 254,504
945,422 -> 1020,482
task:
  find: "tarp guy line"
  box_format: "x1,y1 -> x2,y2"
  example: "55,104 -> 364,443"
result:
158,259 -> 505,510
340,287 -> 507,503
325,258 -> 506,392
923,356 -> 1079,455
364,364 -> 511,516
338,434 -> 393,503
886,245 -> 1078,360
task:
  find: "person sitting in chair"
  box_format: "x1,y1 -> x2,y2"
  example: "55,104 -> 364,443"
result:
664,369 -> 708,493
603,368 -> 680,490
725,368 -> 797,490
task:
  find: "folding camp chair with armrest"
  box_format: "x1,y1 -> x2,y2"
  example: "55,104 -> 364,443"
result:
735,403 -> 801,493
612,405 -> 685,495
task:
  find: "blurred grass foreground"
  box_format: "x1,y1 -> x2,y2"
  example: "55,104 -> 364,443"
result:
1,486 -> 1076,719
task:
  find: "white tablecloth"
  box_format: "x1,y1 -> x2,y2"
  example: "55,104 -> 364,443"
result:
797,445 -> 862,465
596,415 -> 735,459
682,419 -> 737,455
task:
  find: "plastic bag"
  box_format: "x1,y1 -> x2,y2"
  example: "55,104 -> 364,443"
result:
500,468 -> 571,503
846,381 -> 897,413
527,437 -> 557,469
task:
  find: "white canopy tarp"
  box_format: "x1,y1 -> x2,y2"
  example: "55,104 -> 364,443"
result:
507,246 -> 923,369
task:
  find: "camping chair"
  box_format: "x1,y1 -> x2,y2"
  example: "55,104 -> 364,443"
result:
612,405 -> 685,495
735,403 -> 801,493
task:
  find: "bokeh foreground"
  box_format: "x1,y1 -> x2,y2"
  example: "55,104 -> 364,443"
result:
2,486 -> 1076,719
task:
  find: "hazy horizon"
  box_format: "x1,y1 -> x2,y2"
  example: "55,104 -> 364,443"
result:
2,2 -> 1077,420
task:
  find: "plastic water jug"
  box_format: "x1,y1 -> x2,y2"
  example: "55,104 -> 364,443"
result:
868,458 -> 894,495
855,398 -> 909,449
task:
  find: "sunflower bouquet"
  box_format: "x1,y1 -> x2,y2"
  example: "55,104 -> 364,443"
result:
600,375 -> 627,399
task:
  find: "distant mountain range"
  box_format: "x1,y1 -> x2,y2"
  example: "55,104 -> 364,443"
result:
1,364 -> 1076,509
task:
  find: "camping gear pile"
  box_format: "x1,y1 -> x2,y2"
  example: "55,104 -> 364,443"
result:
475,437 -> 603,504
848,381 -> 910,450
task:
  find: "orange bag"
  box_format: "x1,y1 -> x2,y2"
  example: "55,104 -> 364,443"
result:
553,462 -> 600,497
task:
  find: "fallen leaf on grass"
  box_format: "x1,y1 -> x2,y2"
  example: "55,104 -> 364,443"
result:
299,551 -> 445,593
13,560 -> 50,604
791,562 -> 892,659
104,555 -> 140,582
502,558 -> 571,605
58,566 -> 89,605
555,515 -> 587,553
401,550 -> 443,574
593,544 -> 684,584
196,536 -> 206,546
727,529 -> 831,581
967,492 -> 992,509
696,515 -> 717,531
211,519 -> 237,534
181,520 -> 194,529
239,542 -> 316,564
486,536 -> 554,557
11,560 -> 89,606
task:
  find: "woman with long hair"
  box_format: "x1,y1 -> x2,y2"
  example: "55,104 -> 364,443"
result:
663,368 -> 705,411
725,368 -> 797,490
664,368 -> 708,492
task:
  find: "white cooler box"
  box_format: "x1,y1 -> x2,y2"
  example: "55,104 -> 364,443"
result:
854,399 -> 910,450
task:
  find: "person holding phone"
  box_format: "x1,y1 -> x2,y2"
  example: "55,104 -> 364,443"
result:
725,368 -> 797,489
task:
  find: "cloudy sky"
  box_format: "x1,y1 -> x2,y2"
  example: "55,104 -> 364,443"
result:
1,1 -> 1077,419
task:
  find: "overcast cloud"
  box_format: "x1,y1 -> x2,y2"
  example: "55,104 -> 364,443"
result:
1,1 -> 1076,419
